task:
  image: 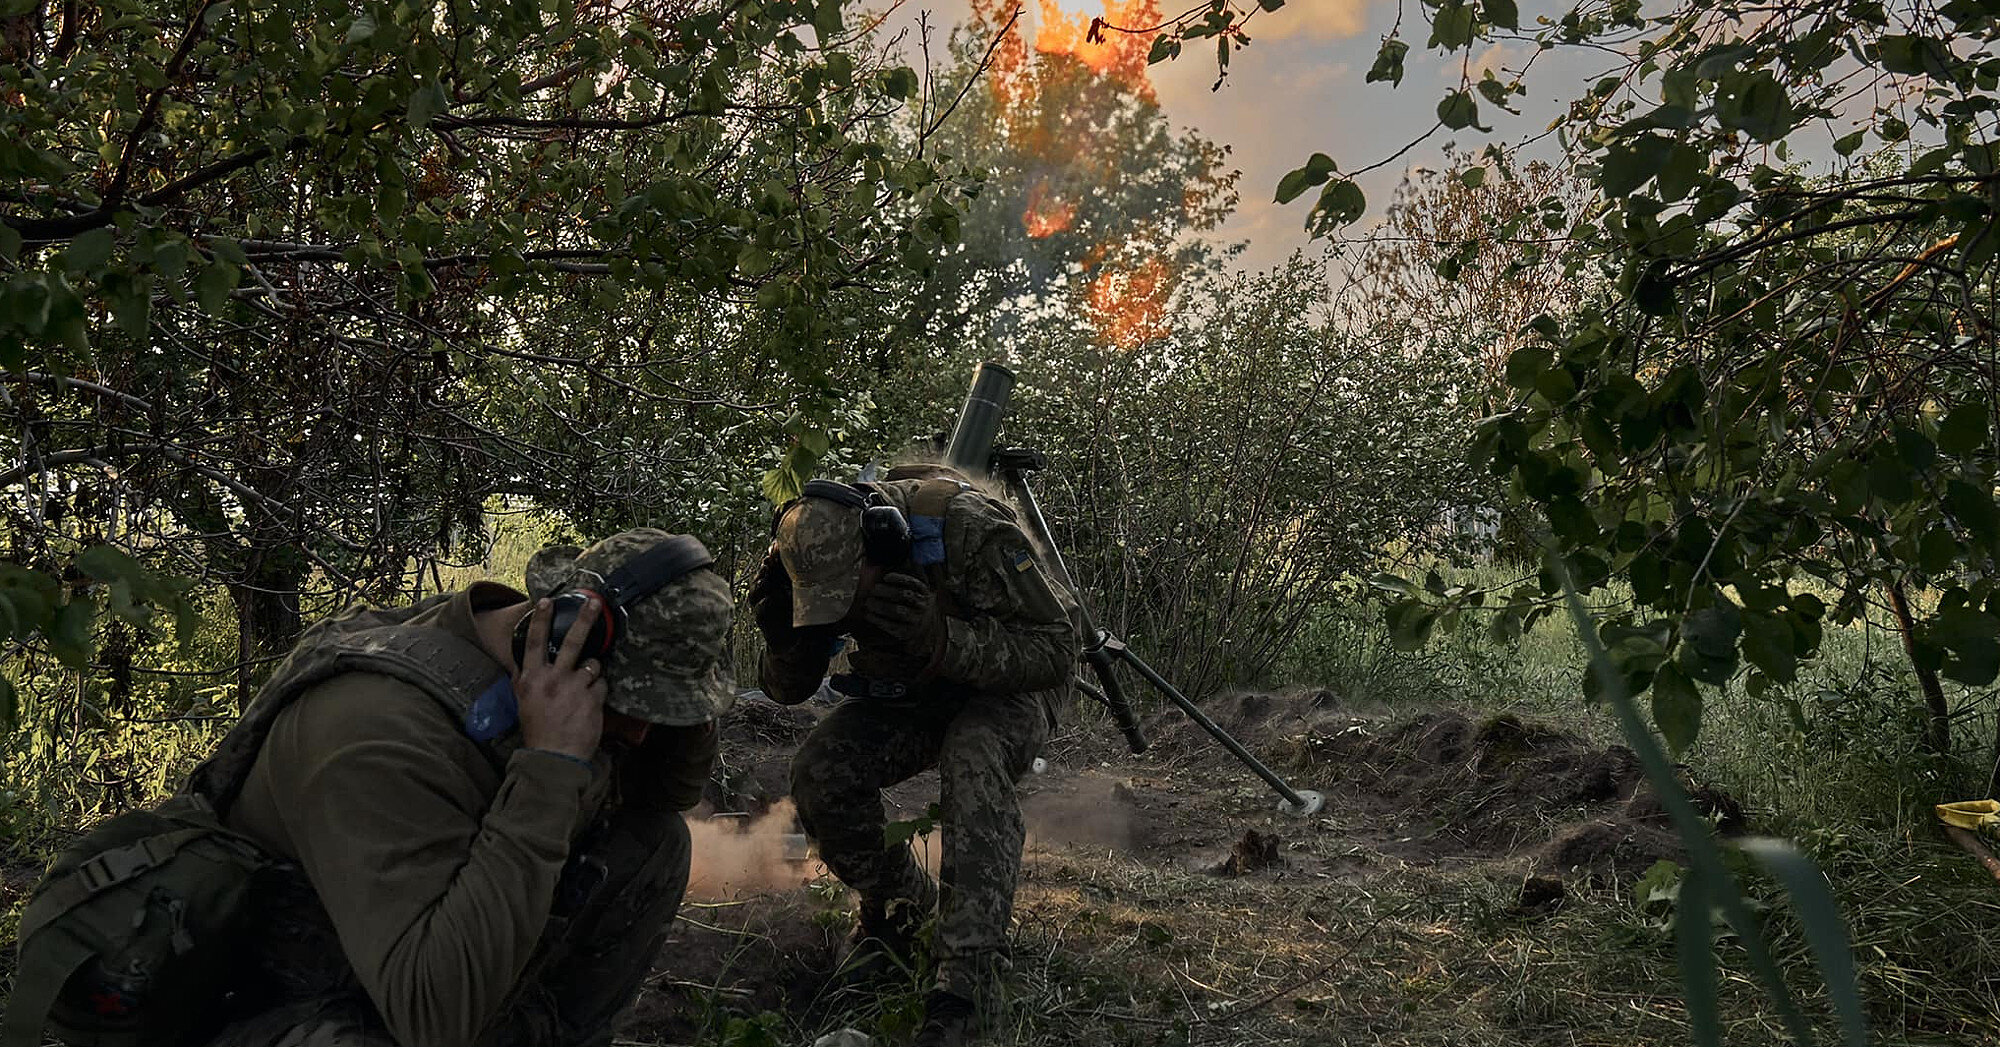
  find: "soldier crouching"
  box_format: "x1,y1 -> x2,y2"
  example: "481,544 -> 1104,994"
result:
202,529 -> 735,1047
749,473 -> 1080,1047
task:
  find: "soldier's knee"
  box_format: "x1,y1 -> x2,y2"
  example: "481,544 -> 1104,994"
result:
941,735 -> 1028,788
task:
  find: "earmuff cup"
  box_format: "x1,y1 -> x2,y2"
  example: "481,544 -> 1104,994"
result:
513,535 -> 712,667
774,481 -> 914,568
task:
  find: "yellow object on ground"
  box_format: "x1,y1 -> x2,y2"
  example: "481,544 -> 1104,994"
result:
1935,799 -> 2000,833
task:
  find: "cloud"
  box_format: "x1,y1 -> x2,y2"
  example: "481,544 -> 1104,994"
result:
1469,41 -> 1528,79
1248,0 -> 1378,41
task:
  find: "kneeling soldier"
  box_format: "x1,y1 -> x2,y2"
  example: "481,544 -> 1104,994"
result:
750,473 -> 1080,1047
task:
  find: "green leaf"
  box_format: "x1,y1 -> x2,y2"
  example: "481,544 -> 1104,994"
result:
48,598 -> 96,669
1650,662 -> 1702,755
1601,134 -> 1673,197
1368,572 -> 1418,596
408,80 -> 451,128
1937,403 -> 1989,454
1934,604 -> 2000,686
1833,130 -> 1867,156
1945,480 -> 1999,547
1736,839 -> 1870,1047
1275,154 -> 1334,204
76,544 -> 144,583
1311,178 -> 1366,227
65,227 -> 116,272
1428,1 -> 1474,49
1716,71 -> 1794,142
1365,38 -> 1409,86
1504,345 -> 1552,388
1437,90 -> 1479,130
1485,0 -> 1518,30
1386,598 -> 1438,651
1865,454 -> 1914,504
1876,34 -> 1947,77
0,674 -> 14,731
883,67 -> 920,100
196,260 -> 241,314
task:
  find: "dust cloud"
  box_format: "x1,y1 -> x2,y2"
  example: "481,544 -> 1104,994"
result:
1023,774 -> 1137,854
683,778 -> 1136,904
684,800 -> 826,901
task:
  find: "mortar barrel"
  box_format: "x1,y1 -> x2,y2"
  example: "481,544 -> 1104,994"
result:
945,361 -> 1016,475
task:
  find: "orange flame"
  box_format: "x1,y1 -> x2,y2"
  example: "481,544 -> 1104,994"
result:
1084,258 -> 1172,350
1023,180 -> 1077,237
1033,0 -> 1163,101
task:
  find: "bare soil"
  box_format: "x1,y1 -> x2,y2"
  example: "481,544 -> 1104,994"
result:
624,689 -> 1753,1046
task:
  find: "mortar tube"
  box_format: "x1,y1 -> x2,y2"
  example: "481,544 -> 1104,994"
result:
944,361 -> 1016,475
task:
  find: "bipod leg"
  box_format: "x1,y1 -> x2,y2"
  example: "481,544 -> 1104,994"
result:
1079,646 -> 1149,754
1108,643 -> 1324,818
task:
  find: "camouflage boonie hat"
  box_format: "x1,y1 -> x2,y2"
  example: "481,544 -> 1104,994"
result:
775,497 -> 865,628
525,528 -> 736,725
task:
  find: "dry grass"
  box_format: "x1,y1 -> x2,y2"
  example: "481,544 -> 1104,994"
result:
621,695 -> 1998,1047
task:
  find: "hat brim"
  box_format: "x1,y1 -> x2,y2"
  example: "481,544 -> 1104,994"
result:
792,578 -> 858,628
607,659 -> 737,725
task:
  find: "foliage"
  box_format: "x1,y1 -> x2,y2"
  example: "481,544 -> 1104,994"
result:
850,260 -> 1486,695
899,4 -> 1239,346
1335,148 -> 1598,392
1147,0 -> 2000,765
0,0 -> 973,690
1557,558 -> 1867,1047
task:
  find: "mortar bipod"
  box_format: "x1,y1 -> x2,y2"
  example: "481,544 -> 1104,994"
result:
997,453 -> 1324,819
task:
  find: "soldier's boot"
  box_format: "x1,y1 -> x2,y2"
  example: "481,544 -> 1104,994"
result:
827,897 -> 929,993
911,989 -> 978,1047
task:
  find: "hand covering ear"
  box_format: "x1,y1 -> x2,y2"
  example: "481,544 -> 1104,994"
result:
747,547 -> 797,642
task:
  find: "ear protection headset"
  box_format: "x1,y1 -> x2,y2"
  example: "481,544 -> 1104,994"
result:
773,479 -> 913,567
511,534 -> 714,667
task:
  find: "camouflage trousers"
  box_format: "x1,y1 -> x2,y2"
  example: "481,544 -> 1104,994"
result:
790,686 -> 1051,1002
204,804 -> 691,1047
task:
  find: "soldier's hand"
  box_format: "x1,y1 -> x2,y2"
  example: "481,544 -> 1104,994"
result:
514,597 -> 607,761
860,572 -> 945,661
749,546 -> 798,635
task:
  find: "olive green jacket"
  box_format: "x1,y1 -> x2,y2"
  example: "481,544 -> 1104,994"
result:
225,585 -> 714,1047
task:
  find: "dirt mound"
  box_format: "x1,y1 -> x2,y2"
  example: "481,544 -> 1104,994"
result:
1286,710 -> 1740,882
707,695 -> 825,814
1131,687 -> 1348,762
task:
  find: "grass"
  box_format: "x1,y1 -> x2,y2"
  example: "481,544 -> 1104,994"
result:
9,547 -> 1999,1045
1265,556 -> 2000,1044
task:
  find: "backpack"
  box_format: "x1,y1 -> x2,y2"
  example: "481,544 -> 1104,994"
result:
4,589 -> 506,1047
0,794 -> 271,1047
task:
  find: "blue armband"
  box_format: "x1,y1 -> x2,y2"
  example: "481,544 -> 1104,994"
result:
910,514 -> 947,566
464,675 -> 519,742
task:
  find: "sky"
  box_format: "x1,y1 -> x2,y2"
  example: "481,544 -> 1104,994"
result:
879,0 -> 1615,271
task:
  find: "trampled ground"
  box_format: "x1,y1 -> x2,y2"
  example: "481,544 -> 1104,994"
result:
622,689 -> 1818,1047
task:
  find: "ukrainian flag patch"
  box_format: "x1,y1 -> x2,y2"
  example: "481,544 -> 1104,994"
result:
1011,548 -> 1034,572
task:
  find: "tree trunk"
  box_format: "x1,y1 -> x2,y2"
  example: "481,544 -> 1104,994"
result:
1886,578 -> 1953,756
229,550 -> 304,708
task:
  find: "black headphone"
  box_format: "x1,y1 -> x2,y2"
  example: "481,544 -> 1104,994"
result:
511,534 -> 714,667
773,480 -> 913,567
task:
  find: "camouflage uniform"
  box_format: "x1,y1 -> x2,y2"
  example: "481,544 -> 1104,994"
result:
758,477 -> 1080,1005
204,530 -> 735,1047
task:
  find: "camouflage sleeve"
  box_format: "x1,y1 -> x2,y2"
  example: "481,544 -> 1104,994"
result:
935,531 -> 1080,692
758,636 -> 833,705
